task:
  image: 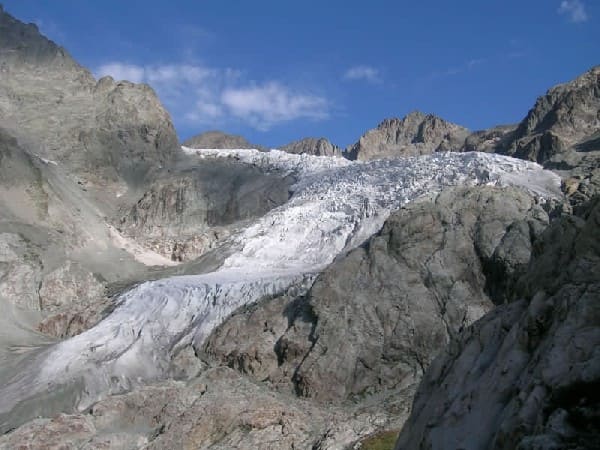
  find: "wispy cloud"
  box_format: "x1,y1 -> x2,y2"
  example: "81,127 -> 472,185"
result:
558,0 -> 588,23
343,65 -> 382,84
429,58 -> 486,79
97,62 -> 145,83
95,62 -> 330,131
222,83 -> 329,131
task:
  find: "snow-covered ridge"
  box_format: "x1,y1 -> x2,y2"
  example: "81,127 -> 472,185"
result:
0,150 -> 563,427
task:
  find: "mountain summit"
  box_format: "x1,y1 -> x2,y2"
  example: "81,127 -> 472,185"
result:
0,7 -> 179,190
346,111 -> 470,160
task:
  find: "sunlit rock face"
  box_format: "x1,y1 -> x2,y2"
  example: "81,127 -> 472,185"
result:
346,112 -> 470,161
395,196 -> 600,450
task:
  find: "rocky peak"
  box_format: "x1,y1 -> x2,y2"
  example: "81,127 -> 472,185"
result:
346,111 -> 470,161
0,7 -> 179,190
0,7 -> 80,71
183,130 -> 262,150
280,137 -> 343,157
503,66 -> 600,163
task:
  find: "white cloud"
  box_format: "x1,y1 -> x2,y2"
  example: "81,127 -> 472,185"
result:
343,65 -> 382,83
96,62 -> 329,131
221,82 -> 329,131
558,0 -> 588,23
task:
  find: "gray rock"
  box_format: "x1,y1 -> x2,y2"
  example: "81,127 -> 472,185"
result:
120,158 -> 293,261
37,261 -> 111,338
395,196 -> 600,450
346,112 -> 470,160
496,66 -> 600,206
203,187 -> 552,406
0,8 -> 179,191
463,124 -> 517,153
503,66 -> 600,163
183,130 -> 264,150
0,367 -> 398,449
280,137 -> 343,157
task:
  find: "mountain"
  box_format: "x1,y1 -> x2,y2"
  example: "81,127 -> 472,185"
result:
0,6 -> 598,449
0,7 -> 179,195
503,66 -> 600,163
204,185 -> 555,404
346,111 -> 470,160
498,66 -> 600,207
280,137 -> 343,157
0,148 -> 562,446
182,130 -> 264,150
463,123 -> 518,153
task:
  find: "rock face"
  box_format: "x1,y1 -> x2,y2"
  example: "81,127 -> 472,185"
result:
496,67 -> 600,206
347,112 -> 470,161
203,186 -> 553,406
0,8 -> 179,190
395,196 -> 600,450
119,158 -> 293,261
183,130 -> 263,150
463,124 -> 517,153
503,66 -> 600,163
280,137 -> 343,157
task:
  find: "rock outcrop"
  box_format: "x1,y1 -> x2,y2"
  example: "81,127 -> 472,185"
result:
496,67 -> 600,206
503,66 -> 600,163
346,112 -> 470,161
119,157 -> 293,261
395,196 -> 600,450
463,124 -> 517,153
280,137 -> 343,157
203,186 -> 554,407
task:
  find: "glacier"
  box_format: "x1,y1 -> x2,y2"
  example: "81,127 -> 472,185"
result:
0,149 -> 563,431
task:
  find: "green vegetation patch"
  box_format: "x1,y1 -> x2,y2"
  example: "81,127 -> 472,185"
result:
360,430 -> 399,450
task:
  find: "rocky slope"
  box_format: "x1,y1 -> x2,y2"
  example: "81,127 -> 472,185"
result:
395,195 -> 600,450
0,9 -> 185,346
503,66 -> 600,163
0,365 -> 400,450
497,66 -> 600,207
0,6 -> 179,199
280,137 -> 343,157
0,126 -> 168,342
346,111 -> 470,161
118,155 -> 293,261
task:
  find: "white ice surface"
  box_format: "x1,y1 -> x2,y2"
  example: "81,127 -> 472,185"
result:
0,150 -> 563,417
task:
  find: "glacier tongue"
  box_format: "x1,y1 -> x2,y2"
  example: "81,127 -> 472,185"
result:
0,150 -> 563,426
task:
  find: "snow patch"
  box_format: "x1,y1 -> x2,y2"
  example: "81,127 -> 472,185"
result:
107,225 -> 179,267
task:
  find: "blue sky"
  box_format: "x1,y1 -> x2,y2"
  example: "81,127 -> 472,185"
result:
3,0 -> 599,148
